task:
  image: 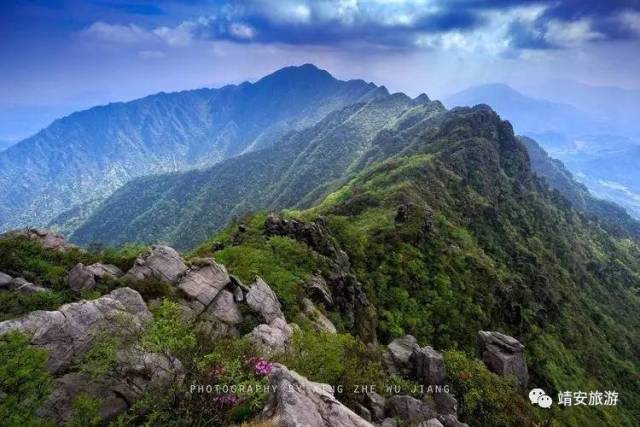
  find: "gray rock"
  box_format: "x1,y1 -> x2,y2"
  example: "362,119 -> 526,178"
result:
380,419 -> 398,427
205,289 -> 242,325
386,395 -> 435,424
0,276 -> 49,293
177,258 -> 229,309
385,335 -> 419,376
124,245 -> 187,283
68,262 -> 123,292
433,392 -> 458,415
365,391 -> 386,422
0,272 -> 12,287
39,348 -> 183,425
354,403 -> 372,422
0,287 -> 151,373
421,419 -> 444,427
438,414 -> 469,427
478,331 -> 528,387
249,318 -> 294,355
246,276 -> 284,323
305,274 -> 333,306
301,298 -> 337,333
413,346 -> 447,386
0,228 -> 77,252
262,363 -> 373,427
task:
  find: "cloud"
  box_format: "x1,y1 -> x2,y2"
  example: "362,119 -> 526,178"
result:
80,0 -> 640,56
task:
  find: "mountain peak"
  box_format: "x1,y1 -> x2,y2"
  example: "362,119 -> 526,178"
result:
257,63 -> 336,85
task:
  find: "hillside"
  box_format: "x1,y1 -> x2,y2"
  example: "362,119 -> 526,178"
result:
0,64 -> 385,232
72,92 -> 445,249
192,105 -> 640,426
445,84 -> 640,219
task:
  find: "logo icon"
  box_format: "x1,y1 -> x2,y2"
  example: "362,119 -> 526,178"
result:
529,388 -> 552,408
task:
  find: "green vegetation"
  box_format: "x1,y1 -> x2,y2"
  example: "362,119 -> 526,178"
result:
0,332 -> 53,427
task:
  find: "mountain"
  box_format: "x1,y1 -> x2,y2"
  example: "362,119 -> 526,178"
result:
0,64 -> 386,233
3,92 -> 640,426
193,104 -> 640,426
72,92 -> 445,249
0,140 -> 15,152
521,136 -> 640,235
445,83 -> 640,218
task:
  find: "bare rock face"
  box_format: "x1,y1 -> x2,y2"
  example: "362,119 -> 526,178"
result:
123,245 -> 187,283
0,287 -> 151,373
413,346 -> 447,386
364,391 -> 386,422
386,395 -> 435,424
301,297 -> 336,334
478,331 -> 528,387
246,276 -> 284,323
0,228 -> 77,252
384,335 -> 419,376
68,262 -> 123,292
305,274 -> 333,306
0,272 -> 49,293
261,364 -> 373,427
177,258 -> 230,310
250,318 -> 294,355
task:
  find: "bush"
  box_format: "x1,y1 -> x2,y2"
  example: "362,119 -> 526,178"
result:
142,299 -> 196,359
444,350 -> 534,427
0,332 -> 53,426
68,393 -> 101,427
279,330 -> 384,405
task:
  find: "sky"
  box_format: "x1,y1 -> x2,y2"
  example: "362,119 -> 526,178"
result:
1,0 -> 640,141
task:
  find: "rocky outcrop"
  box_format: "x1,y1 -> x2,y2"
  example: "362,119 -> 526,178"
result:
413,345 -> 447,386
246,276 -> 284,323
123,245 -> 187,283
39,349 -> 183,424
301,297 -> 336,333
67,262 -> 123,292
261,364 -> 373,427
0,228 -> 77,252
478,331 -> 528,387
305,274 -> 333,306
178,258 -> 230,311
364,391 -> 386,422
0,287 -> 151,373
0,272 -> 49,293
250,318 -> 294,355
384,335 -> 418,376
264,214 -> 377,342
386,395 -> 435,424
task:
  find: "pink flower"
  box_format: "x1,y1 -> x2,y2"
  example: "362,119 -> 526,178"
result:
213,393 -> 241,408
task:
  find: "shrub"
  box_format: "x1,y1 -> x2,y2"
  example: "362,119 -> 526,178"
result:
142,299 -> 196,359
0,332 -> 53,426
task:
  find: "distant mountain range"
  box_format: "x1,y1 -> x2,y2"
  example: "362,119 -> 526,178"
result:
445,83 -> 640,218
0,64 -> 386,232
0,140 -> 15,152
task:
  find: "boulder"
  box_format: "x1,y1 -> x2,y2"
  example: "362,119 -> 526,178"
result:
39,348 -> 183,425
0,287 -> 151,373
0,274 -> 49,293
364,391 -> 386,422
177,258 -> 230,310
246,276 -> 284,323
478,331 -> 528,387
386,395 -> 435,424
261,363 -> 373,426
205,289 -> 242,325
438,414 -> 470,427
433,392 -> 458,415
384,335 -> 419,376
301,298 -> 336,334
0,228 -> 77,252
0,272 -> 12,287
68,262 -> 123,292
249,318 -> 294,355
421,419 -> 444,427
305,274 -> 333,306
123,245 -> 187,283
380,419 -> 398,427
413,346 -> 447,386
